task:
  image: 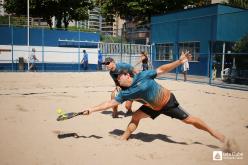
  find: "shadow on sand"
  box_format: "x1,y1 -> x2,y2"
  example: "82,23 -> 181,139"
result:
109,129 -> 187,144
109,129 -> 220,149
56,132 -> 103,139
101,110 -> 128,118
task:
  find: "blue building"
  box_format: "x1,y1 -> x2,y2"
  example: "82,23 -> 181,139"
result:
151,4 -> 248,76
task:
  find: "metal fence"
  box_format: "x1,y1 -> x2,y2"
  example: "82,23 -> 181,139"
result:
0,43 -> 151,72
157,51 -> 248,90
99,42 -> 151,70
0,25 -> 151,72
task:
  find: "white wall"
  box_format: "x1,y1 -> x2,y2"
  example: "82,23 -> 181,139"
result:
0,45 -> 98,64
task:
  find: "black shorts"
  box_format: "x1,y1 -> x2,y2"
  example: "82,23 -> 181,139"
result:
139,93 -> 189,120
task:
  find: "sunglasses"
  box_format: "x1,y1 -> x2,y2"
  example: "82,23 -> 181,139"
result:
105,62 -> 111,65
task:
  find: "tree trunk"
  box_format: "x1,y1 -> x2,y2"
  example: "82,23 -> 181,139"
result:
56,15 -> 62,29
47,18 -> 52,29
63,15 -> 69,30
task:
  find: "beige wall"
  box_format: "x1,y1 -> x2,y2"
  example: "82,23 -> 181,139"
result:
211,0 -> 227,3
0,0 -> 5,16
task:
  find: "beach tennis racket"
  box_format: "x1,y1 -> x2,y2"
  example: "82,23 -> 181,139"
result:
56,110 -> 89,121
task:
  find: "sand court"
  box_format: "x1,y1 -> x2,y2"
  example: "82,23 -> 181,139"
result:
0,72 -> 247,165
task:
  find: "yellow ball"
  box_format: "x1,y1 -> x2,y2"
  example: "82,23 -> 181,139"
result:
56,108 -> 63,115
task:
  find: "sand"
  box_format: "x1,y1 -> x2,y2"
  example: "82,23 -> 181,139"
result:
0,72 -> 247,165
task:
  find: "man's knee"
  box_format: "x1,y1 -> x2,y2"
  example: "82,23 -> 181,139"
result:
131,110 -> 148,122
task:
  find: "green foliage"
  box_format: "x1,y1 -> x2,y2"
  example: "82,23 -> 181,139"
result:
0,16 -> 9,25
0,15 -> 27,26
3,0 -> 27,15
3,0 -> 94,29
95,0 -> 209,23
3,0 -> 212,30
67,26 -> 98,33
233,33 -> 248,53
100,34 -> 126,43
226,0 -> 248,9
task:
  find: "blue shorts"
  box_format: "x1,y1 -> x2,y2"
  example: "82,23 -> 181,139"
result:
142,63 -> 148,71
139,93 -> 189,120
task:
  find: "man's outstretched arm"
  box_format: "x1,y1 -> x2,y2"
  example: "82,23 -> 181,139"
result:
82,99 -> 120,115
156,51 -> 191,77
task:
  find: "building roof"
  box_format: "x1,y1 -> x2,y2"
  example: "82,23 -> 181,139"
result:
151,3 -> 247,20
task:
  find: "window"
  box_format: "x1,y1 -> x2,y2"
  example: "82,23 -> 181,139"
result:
155,43 -> 173,61
179,41 -> 200,61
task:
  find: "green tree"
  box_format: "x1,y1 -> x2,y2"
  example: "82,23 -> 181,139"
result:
36,0 -> 57,28
95,0 -> 209,24
226,0 -> 248,9
233,33 -> 248,53
4,0 -> 28,16
3,0 -> 94,29
52,0 -> 94,29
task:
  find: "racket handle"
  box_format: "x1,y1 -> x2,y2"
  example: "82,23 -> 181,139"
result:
79,110 -> 89,115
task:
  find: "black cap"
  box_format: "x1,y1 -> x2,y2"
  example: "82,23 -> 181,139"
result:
102,57 -> 114,65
